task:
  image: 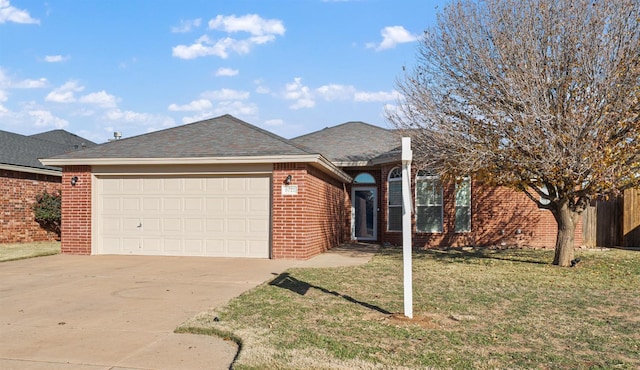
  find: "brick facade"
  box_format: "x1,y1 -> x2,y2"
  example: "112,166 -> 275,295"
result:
0,169 -> 61,243
60,166 -> 92,254
271,163 -> 350,259
376,163 -> 583,249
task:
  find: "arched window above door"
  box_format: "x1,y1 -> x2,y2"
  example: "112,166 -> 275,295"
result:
353,172 -> 376,184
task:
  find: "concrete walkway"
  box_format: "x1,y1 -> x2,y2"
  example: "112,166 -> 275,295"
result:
0,244 -> 377,369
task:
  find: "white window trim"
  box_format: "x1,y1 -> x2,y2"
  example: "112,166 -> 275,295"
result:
387,167 -> 403,232
455,177 -> 472,233
415,173 -> 443,233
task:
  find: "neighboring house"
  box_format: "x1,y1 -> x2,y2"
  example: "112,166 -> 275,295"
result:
0,130 -> 96,243
42,115 -> 582,259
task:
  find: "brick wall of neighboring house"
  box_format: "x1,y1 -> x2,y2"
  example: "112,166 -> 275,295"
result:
272,163 -> 349,259
378,163 -> 584,249
60,166 -> 92,254
0,169 -> 61,243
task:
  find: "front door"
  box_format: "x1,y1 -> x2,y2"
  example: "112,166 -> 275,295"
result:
352,187 -> 377,241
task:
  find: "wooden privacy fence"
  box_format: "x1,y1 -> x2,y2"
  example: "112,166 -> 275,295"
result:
583,189 -> 640,248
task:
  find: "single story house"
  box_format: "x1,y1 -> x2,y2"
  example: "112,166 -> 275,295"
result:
0,129 -> 96,243
42,115 -> 582,259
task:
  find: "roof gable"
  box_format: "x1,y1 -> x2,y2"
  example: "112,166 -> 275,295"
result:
30,129 -> 97,150
0,130 -> 74,172
291,121 -> 400,165
47,115 -> 317,160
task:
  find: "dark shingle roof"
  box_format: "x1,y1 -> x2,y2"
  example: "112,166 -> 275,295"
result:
0,131 -> 72,171
291,121 -> 400,164
30,129 -> 97,150
47,115 -> 317,160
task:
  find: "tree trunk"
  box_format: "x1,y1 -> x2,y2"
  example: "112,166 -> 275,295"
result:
552,202 -> 578,267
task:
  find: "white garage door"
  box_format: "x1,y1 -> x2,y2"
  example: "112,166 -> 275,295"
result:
95,175 -> 271,258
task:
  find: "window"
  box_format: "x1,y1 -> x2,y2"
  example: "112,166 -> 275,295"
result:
416,171 -> 443,233
387,167 -> 402,231
353,172 -> 376,185
455,177 -> 471,232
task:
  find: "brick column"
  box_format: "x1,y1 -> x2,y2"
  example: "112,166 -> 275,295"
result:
61,166 -> 92,254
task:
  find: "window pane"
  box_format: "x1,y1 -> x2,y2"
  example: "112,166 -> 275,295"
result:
354,173 -> 376,184
388,206 -> 402,231
455,206 -> 471,232
416,205 -> 442,232
455,178 -> 471,206
388,181 -> 402,206
416,178 -> 442,206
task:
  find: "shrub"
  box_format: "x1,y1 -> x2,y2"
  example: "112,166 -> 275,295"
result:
33,191 -> 61,236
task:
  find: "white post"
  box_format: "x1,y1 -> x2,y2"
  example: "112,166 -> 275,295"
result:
401,137 -> 413,319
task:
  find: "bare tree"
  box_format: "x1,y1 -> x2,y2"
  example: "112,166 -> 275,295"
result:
388,0 -> 640,266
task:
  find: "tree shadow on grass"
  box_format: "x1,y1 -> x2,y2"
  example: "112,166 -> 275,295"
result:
418,248 -> 550,265
269,272 -> 391,315
378,247 -> 549,265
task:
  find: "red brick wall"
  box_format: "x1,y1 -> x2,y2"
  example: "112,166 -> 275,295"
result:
271,163 -> 349,259
0,169 -> 61,243
378,164 -> 584,249
60,166 -> 92,254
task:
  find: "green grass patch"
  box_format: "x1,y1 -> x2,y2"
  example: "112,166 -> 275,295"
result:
0,241 -> 61,262
179,247 -> 640,369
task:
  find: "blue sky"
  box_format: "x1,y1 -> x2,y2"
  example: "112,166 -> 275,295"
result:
0,0 -> 446,143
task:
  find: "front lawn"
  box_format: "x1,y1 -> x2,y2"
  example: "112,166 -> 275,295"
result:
178,247 -> 640,369
0,241 -> 61,262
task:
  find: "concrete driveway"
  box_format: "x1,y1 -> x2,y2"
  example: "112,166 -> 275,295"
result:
0,254 -> 298,370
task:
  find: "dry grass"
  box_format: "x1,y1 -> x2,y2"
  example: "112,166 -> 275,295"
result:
179,247 -> 640,369
0,241 -> 60,262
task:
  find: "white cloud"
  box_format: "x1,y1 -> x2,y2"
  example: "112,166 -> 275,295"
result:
171,18 -> 201,33
368,26 -> 417,51
44,55 -> 69,63
173,14 -> 285,60
168,99 -> 212,112
264,118 -> 283,126
0,0 -> 39,24
284,77 -> 315,109
316,84 -> 356,101
208,14 -> 285,36
354,90 -> 402,102
179,100 -> 259,125
12,78 -> 47,88
105,108 -> 175,127
28,110 -> 69,128
200,88 -> 249,101
79,90 -> 119,108
254,79 -> 270,94
215,67 -> 239,77
45,81 -> 84,103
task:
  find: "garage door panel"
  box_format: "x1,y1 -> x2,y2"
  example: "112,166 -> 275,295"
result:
248,219 -> 269,233
143,178 -> 162,192
122,198 -> 141,211
206,198 -> 224,212
164,198 -> 182,211
164,218 -> 182,232
102,197 -> 122,212
97,175 -> 270,258
184,240 -> 203,254
143,238 -> 162,252
164,239 -> 181,253
184,198 -> 203,212
122,218 -> 141,232
206,219 -> 224,233
205,240 -> 224,255
227,198 -> 246,212
164,178 -> 182,192
227,178 -> 247,192
143,198 -> 161,211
